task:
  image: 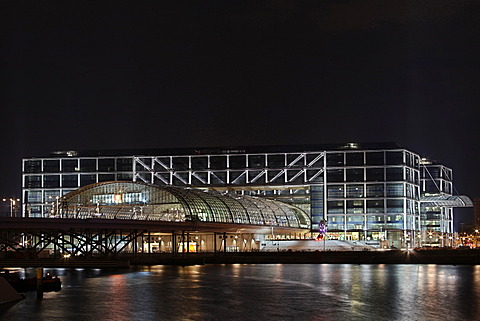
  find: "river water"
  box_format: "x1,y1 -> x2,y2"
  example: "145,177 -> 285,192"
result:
1,264 -> 479,321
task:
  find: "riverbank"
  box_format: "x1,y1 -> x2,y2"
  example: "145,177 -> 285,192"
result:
130,249 -> 480,265
2,249 -> 480,267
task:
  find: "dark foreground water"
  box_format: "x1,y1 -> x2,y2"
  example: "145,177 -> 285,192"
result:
1,264 -> 479,321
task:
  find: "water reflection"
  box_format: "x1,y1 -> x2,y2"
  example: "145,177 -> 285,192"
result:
1,264 -> 479,320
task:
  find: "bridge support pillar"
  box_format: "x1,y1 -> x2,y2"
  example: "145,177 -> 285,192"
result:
223,232 -> 227,254
172,231 -> 176,256
214,232 -> 217,254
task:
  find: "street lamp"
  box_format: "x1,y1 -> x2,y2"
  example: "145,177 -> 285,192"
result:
2,198 -> 20,217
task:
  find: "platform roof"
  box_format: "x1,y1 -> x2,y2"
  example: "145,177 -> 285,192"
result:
420,195 -> 473,207
59,181 -> 311,230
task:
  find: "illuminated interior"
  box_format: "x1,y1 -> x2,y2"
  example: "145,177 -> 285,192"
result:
58,181 -> 311,229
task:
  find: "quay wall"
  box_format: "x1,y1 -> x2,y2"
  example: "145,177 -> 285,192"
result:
2,250 -> 480,268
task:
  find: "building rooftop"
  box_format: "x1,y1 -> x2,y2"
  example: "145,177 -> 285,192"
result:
39,142 -> 405,158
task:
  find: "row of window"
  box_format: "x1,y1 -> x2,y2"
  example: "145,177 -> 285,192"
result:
24,173 -> 133,188
327,214 -> 415,230
24,158 -> 133,173
23,150 -> 420,174
326,183 -> 419,199
422,179 -> 452,194
139,153 -> 325,170
326,199 -> 410,214
329,214 -> 405,222
420,165 -> 453,181
326,167 -> 418,183
325,150 -> 418,167
92,192 -> 144,205
327,222 -> 406,230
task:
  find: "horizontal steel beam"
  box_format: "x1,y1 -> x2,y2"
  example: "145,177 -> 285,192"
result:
0,218 -> 308,234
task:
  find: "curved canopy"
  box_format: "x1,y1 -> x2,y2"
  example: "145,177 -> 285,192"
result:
420,195 -> 473,207
58,181 -> 311,229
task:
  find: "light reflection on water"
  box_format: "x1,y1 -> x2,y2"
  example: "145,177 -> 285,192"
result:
1,264 -> 479,321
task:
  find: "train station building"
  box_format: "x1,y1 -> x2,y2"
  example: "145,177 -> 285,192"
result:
22,142 -> 472,248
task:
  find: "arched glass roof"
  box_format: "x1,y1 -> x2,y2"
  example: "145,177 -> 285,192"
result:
58,181 -> 311,229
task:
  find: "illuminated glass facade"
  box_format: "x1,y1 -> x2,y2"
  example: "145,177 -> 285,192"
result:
419,160 -> 454,246
22,142 -> 471,246
57,181 -> 311,229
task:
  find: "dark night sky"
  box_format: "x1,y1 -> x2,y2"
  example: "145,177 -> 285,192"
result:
1,0 -> 479,225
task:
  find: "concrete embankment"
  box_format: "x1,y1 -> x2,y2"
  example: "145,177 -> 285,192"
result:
0,259 -> 130,268
129,249 -> 480,266
2,250 -> 480,267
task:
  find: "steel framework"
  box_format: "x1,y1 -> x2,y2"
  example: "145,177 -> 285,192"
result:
132,152 -> 325,187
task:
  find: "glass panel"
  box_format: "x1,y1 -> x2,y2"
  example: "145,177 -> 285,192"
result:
306,169 -> 324,183
24,160 -> 42,173
328,215 -> 345,230
210,156 -> 227,170
286,154 -> 304,168
424,180 -> 438,194
80,174 -> 96,186
366,152 -> 384,165
387,199 -> 404,213
208,171 -> 225,185
248,170 -> 265,183
248,155 -> 265,168
386,151 -> 404,165
346,185 -> 364,197
366,168 -> 384,182
172,157 -> 189,171
310,185 -> 324,225
27,190 -> 43,203
366,184 -> 384,197
366,215 -> 385,229
191,171 -> 207,185
386,168 -> 403,181
286,169 -> 304,184
229,155 -> 246,169
62,159 -> 79,172
43,160 -> 60,173
172,172 -> 188,186
346,152 -> 364,166
28,205 -> 42,217
44,190 -> 60,203
326,153 -> 344,166
346,215 -> 364,229
98,174 -> 115,182
116,158 -> 133,171
25,175 -> 42,188
405,152 -> 415,167
327,200 -> 344,214
44,175 -> 60,188
427,166 -> 440,178
62,175 -> 78,188
327,185 -> 344,198
80,159 -> 97,172
306,153 -> 324,167
346,200 -> 364,213
98,159 -> 115,172
346,168 -> 364,182
191,156 -> 208,170
405,168 -> 415,183
386,183 -> 404,197
327,169 -> 344,182
443,181 -> 452,194
367,200 -> 384,213
267,154 -> 284,168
